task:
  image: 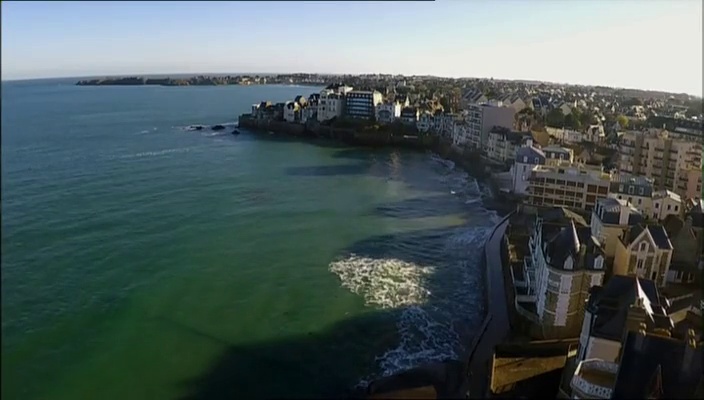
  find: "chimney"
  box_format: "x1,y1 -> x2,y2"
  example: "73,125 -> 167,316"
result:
681,329 -> 697,375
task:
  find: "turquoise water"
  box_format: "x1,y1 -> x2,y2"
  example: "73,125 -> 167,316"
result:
1,80 -> 496,399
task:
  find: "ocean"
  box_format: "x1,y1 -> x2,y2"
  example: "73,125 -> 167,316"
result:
1,79 -> 497,399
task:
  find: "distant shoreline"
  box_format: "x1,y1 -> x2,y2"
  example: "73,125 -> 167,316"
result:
75,75 -> 325,87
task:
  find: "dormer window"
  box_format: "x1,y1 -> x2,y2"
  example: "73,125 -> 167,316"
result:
639,187 -> 644,195
639,242 -> 647,252
523,156 -> 528,163
628,186 -> 634,194
619,184 -> 624,192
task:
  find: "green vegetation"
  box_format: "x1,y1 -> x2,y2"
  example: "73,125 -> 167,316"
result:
545,108 -> 565,128
616,115 -> 629,129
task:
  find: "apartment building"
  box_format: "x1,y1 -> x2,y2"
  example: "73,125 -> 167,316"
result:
344,90 -> 383,120
618,129 -> 703,199
466,103 -> 516,150
516,210 -> 606,338
526,162 -> 612,211
486,127 -> 530,165
613,224 -> 673,287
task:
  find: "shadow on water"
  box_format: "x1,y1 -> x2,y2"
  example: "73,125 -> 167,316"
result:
175,310 -> 403,400
176,223 -> 488,399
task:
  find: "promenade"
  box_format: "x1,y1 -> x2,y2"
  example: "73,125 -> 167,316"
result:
467,213 -> 513,398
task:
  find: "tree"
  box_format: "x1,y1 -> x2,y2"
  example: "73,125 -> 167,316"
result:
546,108 -> 565,128
617,115 -> 629,129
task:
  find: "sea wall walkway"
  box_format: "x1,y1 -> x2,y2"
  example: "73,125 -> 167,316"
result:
466,211 -> 513,398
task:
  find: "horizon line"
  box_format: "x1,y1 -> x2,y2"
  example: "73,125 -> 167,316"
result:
2,72 -> 701,98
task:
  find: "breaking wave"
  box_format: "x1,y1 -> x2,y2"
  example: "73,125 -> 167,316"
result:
330,152 -> 497,384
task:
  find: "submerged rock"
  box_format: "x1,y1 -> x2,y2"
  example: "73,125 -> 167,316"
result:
211,125 -> 226,131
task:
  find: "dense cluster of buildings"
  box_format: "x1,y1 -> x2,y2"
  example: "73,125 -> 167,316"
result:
244,74 -> 703,398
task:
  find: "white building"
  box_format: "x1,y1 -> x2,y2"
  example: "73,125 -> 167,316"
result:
510,140 -> 546,195
546,127 -> 583,145
283,101 -> 300,123
317,90 -> 344,122
452,121 -> 470,147
652,190 -> 682,221
417,111 -> 433,133
375,102 -> 401,124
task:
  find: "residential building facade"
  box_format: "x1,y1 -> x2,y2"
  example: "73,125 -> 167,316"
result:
486,127 -> 530,165
618,129 -> 703,200
344,90 -> 383,120
590,198 -> 644,259
375,102 -> 401,124
613,224 -> 673,287
466,103 -> 516,150
526,163 -> 612,211
510,141 -> 546,195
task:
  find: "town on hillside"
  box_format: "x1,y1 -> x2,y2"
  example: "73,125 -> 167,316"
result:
246,76 -> 703,399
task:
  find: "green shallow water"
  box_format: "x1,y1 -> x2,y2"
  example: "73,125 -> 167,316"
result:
1,80 -> 495,399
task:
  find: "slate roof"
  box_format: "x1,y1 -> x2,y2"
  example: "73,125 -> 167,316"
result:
622,224 -> 673,250
515,145 -> 545,164
544,221 -> 603,270
586,276 -> 671,341
595,198 -> 643,226
612,330 -> 702,399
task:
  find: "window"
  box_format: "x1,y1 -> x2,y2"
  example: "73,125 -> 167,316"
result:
628,186 -> 635,194
655,202 -> 660,209
638,198 -> 642,205
619,184 -> 624,192
639,187 -> 644,195
534,157 -> 539,164
639,242 -> 647,251
618,195 -> 623,200
637,259 -> 644,270
667,204 -> 672,211
523,165 -> 527,172
675,205 -> 679,212
523,156 -> 528,163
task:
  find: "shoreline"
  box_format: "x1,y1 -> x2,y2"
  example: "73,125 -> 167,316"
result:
237,115 -> 518,216
238,115 -> 518,397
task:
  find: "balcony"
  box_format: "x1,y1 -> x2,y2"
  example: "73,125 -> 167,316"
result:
570,359 -> 618,399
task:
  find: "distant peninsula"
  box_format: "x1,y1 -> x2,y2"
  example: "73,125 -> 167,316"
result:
75,74 -> 327,87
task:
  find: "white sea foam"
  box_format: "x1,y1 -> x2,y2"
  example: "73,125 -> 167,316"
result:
329,255 -> 434,309
331,224 -> 493,381
335,152 -> 500,383
112,147 -> 193,160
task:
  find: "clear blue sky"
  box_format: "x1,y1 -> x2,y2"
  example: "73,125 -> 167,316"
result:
2,0 -> 701,95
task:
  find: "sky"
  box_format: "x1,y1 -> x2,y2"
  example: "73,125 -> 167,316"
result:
1,0 -> 702,96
